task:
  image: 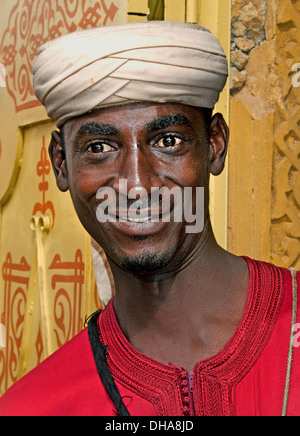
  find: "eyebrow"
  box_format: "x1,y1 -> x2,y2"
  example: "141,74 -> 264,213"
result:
75,121 -> 119,137
146,114 -> 192,133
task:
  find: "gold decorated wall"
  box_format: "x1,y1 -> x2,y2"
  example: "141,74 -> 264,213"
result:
228,0 -> 300,270
0,0 -> 299,399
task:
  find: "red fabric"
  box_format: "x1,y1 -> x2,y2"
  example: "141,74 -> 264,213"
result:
0,258 -> 299,416
0,327 -> 155,416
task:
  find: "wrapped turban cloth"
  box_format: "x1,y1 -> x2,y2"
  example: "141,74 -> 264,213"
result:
33,21 -> 228,127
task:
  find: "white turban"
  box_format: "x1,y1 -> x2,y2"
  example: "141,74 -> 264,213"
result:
33,21 -> 228,127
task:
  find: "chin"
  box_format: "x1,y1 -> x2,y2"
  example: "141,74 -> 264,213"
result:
120,250 -> 173,275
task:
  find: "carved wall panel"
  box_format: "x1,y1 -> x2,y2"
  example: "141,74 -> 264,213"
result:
270,0 -> 300,269
228,0 -> 300,269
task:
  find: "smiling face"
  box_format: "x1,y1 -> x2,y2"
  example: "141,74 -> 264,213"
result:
49,102 -> 228,275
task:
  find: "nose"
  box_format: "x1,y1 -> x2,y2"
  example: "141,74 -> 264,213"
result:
112,148 -> 162,199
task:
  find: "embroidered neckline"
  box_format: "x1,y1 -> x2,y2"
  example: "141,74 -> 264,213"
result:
97,257 -> 285,416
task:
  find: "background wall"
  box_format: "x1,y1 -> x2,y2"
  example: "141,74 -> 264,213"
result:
228,0 -> 300,270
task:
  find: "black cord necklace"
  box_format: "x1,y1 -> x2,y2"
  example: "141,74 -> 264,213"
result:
87,310 -> 131,416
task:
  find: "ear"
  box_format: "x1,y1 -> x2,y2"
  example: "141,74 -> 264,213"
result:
208,113 -> 229,176
48,131 -> 69,192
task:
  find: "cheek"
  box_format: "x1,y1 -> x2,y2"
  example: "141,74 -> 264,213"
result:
67,169 -> 103,235
177,154 -> 207,187
68,164 -> 104,202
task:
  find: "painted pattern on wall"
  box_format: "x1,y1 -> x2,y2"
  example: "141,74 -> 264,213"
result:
0,0 -> 119,112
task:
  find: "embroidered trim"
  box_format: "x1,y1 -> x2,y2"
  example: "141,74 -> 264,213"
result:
281,268 -> 298,416
97,258 -> 285,416
98,307 -> 184,415
193,258 -> 285,416
87,310 -> 130,416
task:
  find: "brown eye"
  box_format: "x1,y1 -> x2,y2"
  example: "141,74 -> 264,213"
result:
87,142 -> 115,153
155,135 -> 182,148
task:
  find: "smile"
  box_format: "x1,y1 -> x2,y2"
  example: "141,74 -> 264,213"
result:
119,215 -> 152,223
112,207 -> 169,224
95,183 -> 205,234
104,209 -> 170,238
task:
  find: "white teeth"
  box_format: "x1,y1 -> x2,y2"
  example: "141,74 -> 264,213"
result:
120,216 -> 151,223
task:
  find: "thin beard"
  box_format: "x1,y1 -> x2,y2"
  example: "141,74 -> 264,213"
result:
122,252 -> 170,274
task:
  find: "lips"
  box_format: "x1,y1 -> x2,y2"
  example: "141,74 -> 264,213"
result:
110,207 -> 171,222
109,218 -> 168,237
119,215 -> 152,223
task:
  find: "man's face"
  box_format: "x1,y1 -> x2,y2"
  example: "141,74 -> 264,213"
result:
52,102 -> 226,275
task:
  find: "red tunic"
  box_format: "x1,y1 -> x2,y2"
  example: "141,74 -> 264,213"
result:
0,257 -> 299,416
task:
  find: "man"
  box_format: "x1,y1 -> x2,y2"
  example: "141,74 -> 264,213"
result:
0,21 -> 299,416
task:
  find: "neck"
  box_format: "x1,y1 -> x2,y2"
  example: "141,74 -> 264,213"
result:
107,221 -> 249,371
111,220 -> 217,304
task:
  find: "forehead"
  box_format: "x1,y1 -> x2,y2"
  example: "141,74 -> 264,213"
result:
63,102 -> 205,138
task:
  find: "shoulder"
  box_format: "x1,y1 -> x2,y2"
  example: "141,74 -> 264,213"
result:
234,259 -> 300,415
252,259 -> 300,415
271,265 -> 300,416
0,328 -> 109,416
247,257 -> 300,319
243,256 -> 299,298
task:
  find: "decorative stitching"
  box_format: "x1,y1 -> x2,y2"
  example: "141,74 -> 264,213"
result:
97,258 -> 285,416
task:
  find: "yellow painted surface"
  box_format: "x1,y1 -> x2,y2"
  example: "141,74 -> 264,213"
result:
128,0 -> 149,13
186,0 -> 198,23
165,0 -> 186,22
127,14 -> 148,22
127,0 -> 149,20
196,0 -> 231,250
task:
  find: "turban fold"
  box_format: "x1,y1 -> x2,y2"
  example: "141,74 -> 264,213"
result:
33,21 -> 228,127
